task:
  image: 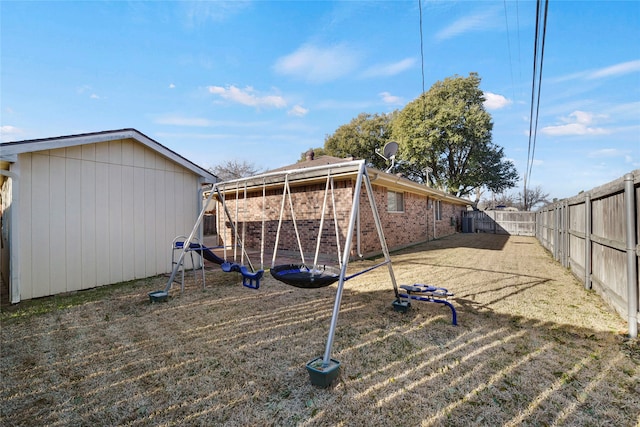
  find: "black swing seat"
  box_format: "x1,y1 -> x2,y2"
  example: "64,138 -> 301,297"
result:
270,264 -> 342,289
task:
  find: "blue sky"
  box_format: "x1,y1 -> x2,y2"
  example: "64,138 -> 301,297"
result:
1,0 -> 639,201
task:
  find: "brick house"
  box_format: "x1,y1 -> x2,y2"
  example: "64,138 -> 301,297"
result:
214,155 -> 470,263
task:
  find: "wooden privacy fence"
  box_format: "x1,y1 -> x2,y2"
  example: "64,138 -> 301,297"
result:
462,210 -> 536,236
536,170 -> 639,337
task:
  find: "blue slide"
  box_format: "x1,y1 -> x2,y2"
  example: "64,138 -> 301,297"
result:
187,242 -> 227,265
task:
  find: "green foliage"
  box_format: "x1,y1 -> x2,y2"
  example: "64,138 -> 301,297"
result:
392,73 -> 518,197
322,112 -> 396,170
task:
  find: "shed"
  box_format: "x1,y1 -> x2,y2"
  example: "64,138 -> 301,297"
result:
0,128 -> 216,303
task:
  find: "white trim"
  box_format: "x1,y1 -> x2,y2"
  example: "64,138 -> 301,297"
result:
217,159 -> 470,208
1,129 -> 216,184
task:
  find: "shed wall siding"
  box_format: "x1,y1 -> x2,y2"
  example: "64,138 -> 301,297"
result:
18,138 -> 200,299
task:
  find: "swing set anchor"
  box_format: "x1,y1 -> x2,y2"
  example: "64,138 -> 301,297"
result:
306,357 -> 341,388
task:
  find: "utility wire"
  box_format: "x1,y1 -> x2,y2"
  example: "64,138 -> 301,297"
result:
529,0 -> 549,186
503,0 -> 517,102
515,0 -> 523,99
524,0 -> 548,209
418,0 -> 429,185
419,0 -> 426,97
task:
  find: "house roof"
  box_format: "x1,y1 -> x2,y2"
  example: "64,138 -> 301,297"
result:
218,156 -> 470,206
0,128 -> 216,183
267,154 -> 354,173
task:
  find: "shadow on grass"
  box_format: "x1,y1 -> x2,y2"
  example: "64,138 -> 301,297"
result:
393,233 -> 512,253
1,270 -> 638,427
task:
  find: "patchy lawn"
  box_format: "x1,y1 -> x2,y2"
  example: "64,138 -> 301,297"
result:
1,234 -> 638,426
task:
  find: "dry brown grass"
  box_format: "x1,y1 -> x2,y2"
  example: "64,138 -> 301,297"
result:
2,234 -> 639,426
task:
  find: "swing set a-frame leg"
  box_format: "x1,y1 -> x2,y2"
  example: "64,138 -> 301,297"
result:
307,162 -> 399,387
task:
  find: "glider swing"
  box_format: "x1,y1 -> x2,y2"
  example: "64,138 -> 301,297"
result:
149,181 -> 264,302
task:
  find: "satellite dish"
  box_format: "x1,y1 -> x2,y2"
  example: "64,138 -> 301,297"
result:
382,141 -> 399,159
375,141 -> 399,173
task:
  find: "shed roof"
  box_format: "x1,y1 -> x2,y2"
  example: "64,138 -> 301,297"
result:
0,128 -> 216,183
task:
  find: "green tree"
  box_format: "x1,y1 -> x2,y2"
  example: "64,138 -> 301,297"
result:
392,73 -> 518,198
322,112 -> 396,170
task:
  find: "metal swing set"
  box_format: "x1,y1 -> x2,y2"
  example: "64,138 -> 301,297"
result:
151,159 -> 456,387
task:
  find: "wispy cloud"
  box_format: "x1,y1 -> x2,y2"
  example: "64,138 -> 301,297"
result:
77,85 -> 102,99
362,58 -> 415,78
379,91 -> 403,105
541,110 -> 610,136
0,125 -> 24,142
483,92 -> 512,110
550,59 -> 640,83
435,6 -> 501,41
315,99 -> 374,110
182,0 -> 251,27
288,105 -> 309,117
587,148 -> 636,166
154,114 -> 271,128
155,115 -> 212,127
207,85 -> 287,109
273,43 -> 360,83
588,148 -> 630,158
586,59 -> 640,79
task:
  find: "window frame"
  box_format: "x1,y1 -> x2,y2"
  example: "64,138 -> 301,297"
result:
387,190 -> 405,213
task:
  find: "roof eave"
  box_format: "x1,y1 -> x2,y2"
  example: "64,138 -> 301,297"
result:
368,167 -> 471,206
0,128 -> 216,183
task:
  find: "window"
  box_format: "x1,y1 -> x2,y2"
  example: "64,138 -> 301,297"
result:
435,200 -> 442,221
388,190 -> 404,212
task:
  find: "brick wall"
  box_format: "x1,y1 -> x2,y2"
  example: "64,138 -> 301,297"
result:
216,177 -> 462,260
217,181 -> 353,258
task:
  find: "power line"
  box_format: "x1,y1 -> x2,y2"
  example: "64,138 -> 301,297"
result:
515,0 -> 524,100
418,0 -> 429,186
419,0 -> 426,96
524,0 -> 549,208
503,0 -> 516,102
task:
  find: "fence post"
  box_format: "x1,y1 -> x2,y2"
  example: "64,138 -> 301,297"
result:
624,173 -> 638,338
553,204 -> 560,261
560,201 -> 568,268
585,194 -> 592,290
562,201 -> 568,267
